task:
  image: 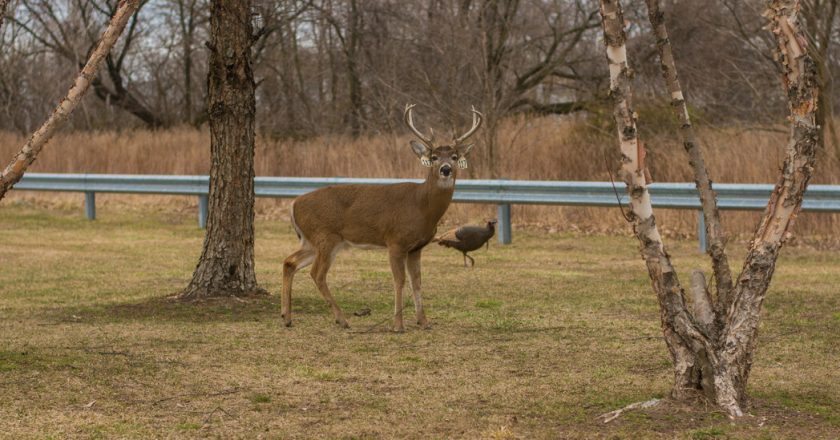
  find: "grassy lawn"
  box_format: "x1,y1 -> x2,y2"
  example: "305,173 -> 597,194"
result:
1,201 -> 839,439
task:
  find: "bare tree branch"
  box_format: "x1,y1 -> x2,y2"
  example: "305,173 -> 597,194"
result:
0,0 -> 142,201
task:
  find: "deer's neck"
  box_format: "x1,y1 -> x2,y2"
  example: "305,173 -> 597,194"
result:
417,171 -> 455,224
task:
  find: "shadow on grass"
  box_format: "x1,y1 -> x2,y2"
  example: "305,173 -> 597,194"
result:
43,293 -> 378,325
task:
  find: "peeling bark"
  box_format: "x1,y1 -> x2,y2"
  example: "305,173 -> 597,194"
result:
720,0 -> 819,406
599,0 -> 711,400
0,0 -> 141,201
598,0 -> 819,418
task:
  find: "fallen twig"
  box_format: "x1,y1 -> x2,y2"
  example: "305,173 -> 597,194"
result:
597,398 -> 661,423
202,405 -> 234,426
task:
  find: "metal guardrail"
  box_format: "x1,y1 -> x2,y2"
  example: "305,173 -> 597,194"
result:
13,173 -> 840,249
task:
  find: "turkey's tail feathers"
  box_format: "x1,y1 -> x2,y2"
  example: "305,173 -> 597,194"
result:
436,239 -> 458,248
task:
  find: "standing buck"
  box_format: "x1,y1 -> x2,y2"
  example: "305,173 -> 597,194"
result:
280,104 -> 482,331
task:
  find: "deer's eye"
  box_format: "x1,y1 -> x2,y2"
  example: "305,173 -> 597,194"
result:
431,155 -> 438,161
451,155 -> 458,161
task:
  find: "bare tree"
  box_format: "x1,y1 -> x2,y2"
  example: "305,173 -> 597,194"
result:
10,0 -> 165,127
314,0 -> 365,136
0,0 -> 10,33
0,0 -> 142,200
472,0 -> 600,177
174,0 -> 201,124
2,1 -> 835,138
599,0 -> 820,417
803,0 -> 839,156
179,0 -> 264,299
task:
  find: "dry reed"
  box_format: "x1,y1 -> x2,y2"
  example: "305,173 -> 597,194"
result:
2,115 -> 838,240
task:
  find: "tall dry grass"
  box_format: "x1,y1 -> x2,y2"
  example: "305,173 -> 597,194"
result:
2,115 -> 839,240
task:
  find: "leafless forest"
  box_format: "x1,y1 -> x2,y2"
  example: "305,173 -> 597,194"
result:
1,0 -> 839,235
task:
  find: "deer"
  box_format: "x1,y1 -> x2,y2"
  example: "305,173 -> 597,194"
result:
280,104 -> 482,332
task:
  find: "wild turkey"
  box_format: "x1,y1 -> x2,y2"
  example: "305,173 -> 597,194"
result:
434,219 -> 497,267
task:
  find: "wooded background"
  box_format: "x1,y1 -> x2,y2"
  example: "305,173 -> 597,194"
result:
1,0 -> 839,235
2,1 -> 837,137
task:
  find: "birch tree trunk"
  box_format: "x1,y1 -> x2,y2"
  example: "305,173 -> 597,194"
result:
0,0 -> 141,201
598,0 -> 820,418
179,0 -> 264,299
645,0 -> 734,324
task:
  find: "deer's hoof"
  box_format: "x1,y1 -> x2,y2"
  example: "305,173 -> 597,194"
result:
336,319 -> 350,329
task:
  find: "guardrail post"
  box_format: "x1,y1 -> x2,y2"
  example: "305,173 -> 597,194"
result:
697,210 -> 707,253
497,204 -> 512,244
198,195 -> 209,229
84,192 -> 96,220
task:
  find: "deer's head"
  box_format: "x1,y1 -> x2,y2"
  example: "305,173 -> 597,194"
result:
404,104 -> 482,188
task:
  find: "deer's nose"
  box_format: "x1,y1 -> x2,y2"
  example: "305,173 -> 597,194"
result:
440,164 -> 452,177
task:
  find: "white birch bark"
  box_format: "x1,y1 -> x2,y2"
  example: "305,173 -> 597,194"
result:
645,0 -> 734,319
598,0 -> 820,418
718,0 -> 820,412
0,0 -> 142,201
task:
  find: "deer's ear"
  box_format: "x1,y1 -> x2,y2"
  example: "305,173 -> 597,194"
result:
410,140 -> 431,157
410,140 -> 433,167
456,143 -> 474,169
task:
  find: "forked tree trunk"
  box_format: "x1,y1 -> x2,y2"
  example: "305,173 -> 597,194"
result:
598,0 -> 819,417
179,0 -> 264,299
0,0 -> 141,201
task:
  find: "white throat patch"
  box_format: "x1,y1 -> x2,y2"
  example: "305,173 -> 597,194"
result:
437,177 -> 455,188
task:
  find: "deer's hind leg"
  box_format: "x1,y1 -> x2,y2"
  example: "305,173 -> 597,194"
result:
310,237 -> 349,328
281,246 -> 315,327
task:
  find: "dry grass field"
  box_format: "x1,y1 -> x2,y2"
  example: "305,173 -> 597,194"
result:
1,203 -> 839,439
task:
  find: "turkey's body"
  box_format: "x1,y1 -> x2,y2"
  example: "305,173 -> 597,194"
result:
435,220 -> 497,267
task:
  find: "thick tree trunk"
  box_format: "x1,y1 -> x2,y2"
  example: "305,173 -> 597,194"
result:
598,0 -> 819,418
179,0 -> 264,299
0,0 -> 141,201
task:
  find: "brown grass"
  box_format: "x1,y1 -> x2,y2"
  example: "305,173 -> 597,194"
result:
2,115 -> 839,238
1,204 -> 839,438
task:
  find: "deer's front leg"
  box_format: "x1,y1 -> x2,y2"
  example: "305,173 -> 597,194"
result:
388,249 -> 408,333
406,249 -> 429,329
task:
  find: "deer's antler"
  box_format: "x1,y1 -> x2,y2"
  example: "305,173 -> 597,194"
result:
404,104 -> 435,147
453,106 -> 483,145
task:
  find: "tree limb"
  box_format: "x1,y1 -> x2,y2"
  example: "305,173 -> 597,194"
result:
0,0 -> 9,34
0,0 -> 142,201
719,0 -> 820,409
644,0 -> 734,325
598,0 -> 719,406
